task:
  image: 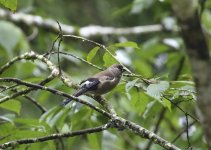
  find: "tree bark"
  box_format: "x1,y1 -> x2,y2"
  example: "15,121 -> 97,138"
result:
172,0 -> 211,148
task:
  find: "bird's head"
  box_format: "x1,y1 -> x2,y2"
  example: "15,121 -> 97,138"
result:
108,64 -> 125,77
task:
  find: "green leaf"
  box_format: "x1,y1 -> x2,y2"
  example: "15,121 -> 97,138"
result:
134,60 -> 153,77
0,114 -> 15,124
171,81 -> 195,86
111,4 -> 132,18
61,123 -> 71,133
114,41 -> 139,49
125,79 -> 139,93
162,98 -> 171,111
0,100 -> 21,114
181,85 -> 195,92
131,90 -> 149,115
87,46 -> 100,62
143,101 -> 156,118
141,37 -> 168,58
131,0 -> 154,14
0,122 -> 15,141
0,0 -> 17,12
39,106 -> 62,123
48,107 -> 70,128
87,133 -> 101,150
16,62 -> 36,78
40,106 -> 70,128
103,52 -> 118,67
0,64 -> 17,77
25,77 -> 46,83
13,130 -> 47,139
146,81 -> 170,100
71,107 -> 92,130
15,118 -> 50,132
0,21 -> 22,54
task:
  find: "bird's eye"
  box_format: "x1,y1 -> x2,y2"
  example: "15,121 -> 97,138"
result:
117,65 -> 123,70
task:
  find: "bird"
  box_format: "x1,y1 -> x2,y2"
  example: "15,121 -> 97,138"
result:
62,64 -> 125,106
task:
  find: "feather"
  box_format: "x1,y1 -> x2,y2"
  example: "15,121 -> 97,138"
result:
62,78 -> 100,106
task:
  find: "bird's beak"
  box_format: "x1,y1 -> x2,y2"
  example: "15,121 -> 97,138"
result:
122,68 -> 127,72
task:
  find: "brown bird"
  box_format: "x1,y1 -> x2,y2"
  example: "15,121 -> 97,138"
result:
62,64 -> 124,105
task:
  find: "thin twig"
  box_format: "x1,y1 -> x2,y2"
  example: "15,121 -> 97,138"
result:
56,21 -> 63,74
0,74 -> 55,104
50,51 -> 104,71
1,84 -> 48,114
185,113 -> 191,149
171,121 -> 196,143
162,95 -> 199,123
23,95 -> 47,113
62,34 -> 133,74
45,35 -> 60,59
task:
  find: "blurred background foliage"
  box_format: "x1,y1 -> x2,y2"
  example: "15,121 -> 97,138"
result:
0,0 -> 211,149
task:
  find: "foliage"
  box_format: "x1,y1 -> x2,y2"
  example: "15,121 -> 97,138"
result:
0,0 -> 210,149
0,0 -> 17,11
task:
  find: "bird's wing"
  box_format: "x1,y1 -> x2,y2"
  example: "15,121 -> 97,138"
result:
78,78 -> 100,92
62,78 -> 100,106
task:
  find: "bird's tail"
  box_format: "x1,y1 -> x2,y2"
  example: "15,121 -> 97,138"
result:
62,87 -> 88,106
62,98 -> 72,106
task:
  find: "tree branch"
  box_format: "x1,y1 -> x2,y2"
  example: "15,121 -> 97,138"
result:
0,73 -> 55,104
0,123 -> 111,149
0,77 -> 112,118
112,116 -> 180,150
0,8 -> 163,38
